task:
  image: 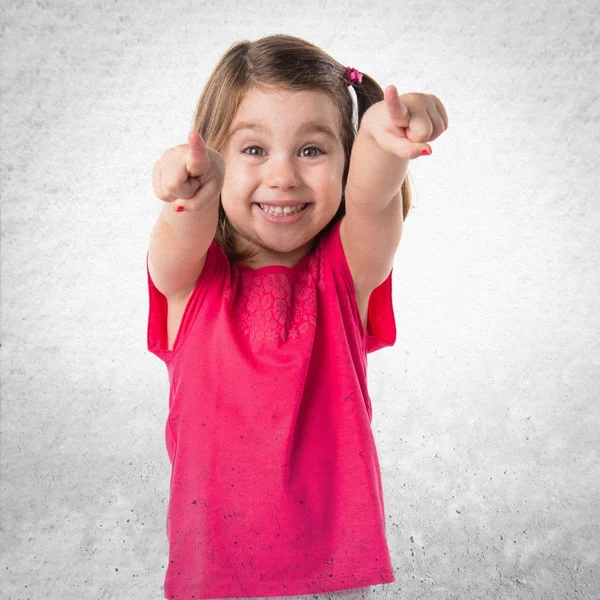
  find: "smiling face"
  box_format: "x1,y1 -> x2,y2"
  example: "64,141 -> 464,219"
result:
220,86 -> 346,268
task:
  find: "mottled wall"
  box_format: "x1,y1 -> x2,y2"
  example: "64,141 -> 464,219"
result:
1,1 -> 598,599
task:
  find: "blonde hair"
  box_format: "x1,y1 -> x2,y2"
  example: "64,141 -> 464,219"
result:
191,34 -> 412,263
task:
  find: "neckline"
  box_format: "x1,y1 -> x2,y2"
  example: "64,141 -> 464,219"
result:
235,246 -> 314,274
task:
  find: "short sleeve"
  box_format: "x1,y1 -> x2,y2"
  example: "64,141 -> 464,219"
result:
146,252 -> 170,362
146,240 -> 226,362
320,219 -> 397,354
365,268 -> 396,353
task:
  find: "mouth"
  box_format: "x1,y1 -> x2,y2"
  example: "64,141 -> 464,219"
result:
252,202 -> 311,224
254,203 -> 308,216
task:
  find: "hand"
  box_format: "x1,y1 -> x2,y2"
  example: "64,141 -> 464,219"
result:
152,132 -> 225,212
362,86 -> 448,159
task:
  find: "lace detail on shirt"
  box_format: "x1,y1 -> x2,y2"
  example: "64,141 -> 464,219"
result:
226,250 -> 326,346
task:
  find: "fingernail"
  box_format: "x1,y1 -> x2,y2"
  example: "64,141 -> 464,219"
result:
175,205 -> 184,212
421,148 -> 431,156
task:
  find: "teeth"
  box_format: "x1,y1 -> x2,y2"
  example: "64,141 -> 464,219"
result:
259,203 -> 307,216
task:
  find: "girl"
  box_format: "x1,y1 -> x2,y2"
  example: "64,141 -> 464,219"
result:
147,34 -> 447,600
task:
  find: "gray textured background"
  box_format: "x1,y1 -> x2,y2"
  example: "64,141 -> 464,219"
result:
1,1 -> 599,599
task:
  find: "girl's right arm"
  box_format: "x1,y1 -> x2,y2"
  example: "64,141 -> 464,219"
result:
148,133 -> 225,299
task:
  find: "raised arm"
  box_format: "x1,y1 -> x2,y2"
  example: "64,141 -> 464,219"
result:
148,133 -> 224,299
340,87 -> 448,291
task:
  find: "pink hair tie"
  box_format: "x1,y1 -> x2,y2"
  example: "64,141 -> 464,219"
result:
346,66 -> 363,86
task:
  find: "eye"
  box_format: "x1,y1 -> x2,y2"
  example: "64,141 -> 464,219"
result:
242,146 -> 266,157
300,146 -> 323,158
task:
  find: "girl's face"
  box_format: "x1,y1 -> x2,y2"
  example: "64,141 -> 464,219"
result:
221,86 -> 345,268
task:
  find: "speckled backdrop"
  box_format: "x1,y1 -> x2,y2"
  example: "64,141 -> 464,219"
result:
1,1 -> 599,599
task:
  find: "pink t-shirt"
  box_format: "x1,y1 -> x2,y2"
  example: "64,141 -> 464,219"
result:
146,219 -> 397,599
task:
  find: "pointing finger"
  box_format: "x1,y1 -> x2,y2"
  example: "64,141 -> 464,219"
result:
384,85 -> 410,128
186,132 -> 210,178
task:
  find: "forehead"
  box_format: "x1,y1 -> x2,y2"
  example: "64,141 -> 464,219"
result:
230,86 -> 341,135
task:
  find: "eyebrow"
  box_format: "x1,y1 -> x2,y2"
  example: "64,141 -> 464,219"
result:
229,121 -> 338,140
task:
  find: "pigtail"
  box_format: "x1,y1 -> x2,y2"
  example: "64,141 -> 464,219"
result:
352,73 -> 384,129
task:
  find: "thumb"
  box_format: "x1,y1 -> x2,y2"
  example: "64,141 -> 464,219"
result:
186,132 -> 211,178
387,136 -> 432,160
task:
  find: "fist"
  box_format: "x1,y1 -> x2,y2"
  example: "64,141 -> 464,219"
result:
152,132 -> 225,212
362,86 -> 448,160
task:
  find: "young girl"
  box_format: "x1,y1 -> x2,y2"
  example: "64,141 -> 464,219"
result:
147,34 -> 447,600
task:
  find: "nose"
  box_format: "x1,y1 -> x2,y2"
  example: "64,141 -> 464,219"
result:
264,154 -> 300,189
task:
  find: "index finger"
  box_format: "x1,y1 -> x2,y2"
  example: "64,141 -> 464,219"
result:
384,85 -> 410,127
186,132 -> 210,178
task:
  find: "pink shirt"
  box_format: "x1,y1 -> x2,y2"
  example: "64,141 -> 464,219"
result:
146,219 -> 397,599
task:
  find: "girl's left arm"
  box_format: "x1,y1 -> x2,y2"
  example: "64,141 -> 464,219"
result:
341,86 -> 448,291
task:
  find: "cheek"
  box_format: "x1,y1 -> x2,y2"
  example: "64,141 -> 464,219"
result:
326,153 -> 345,184
323,164 -> 344,191
224,161 -> 255,188
222,163 -> 245,194
221,163 -> 256,210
